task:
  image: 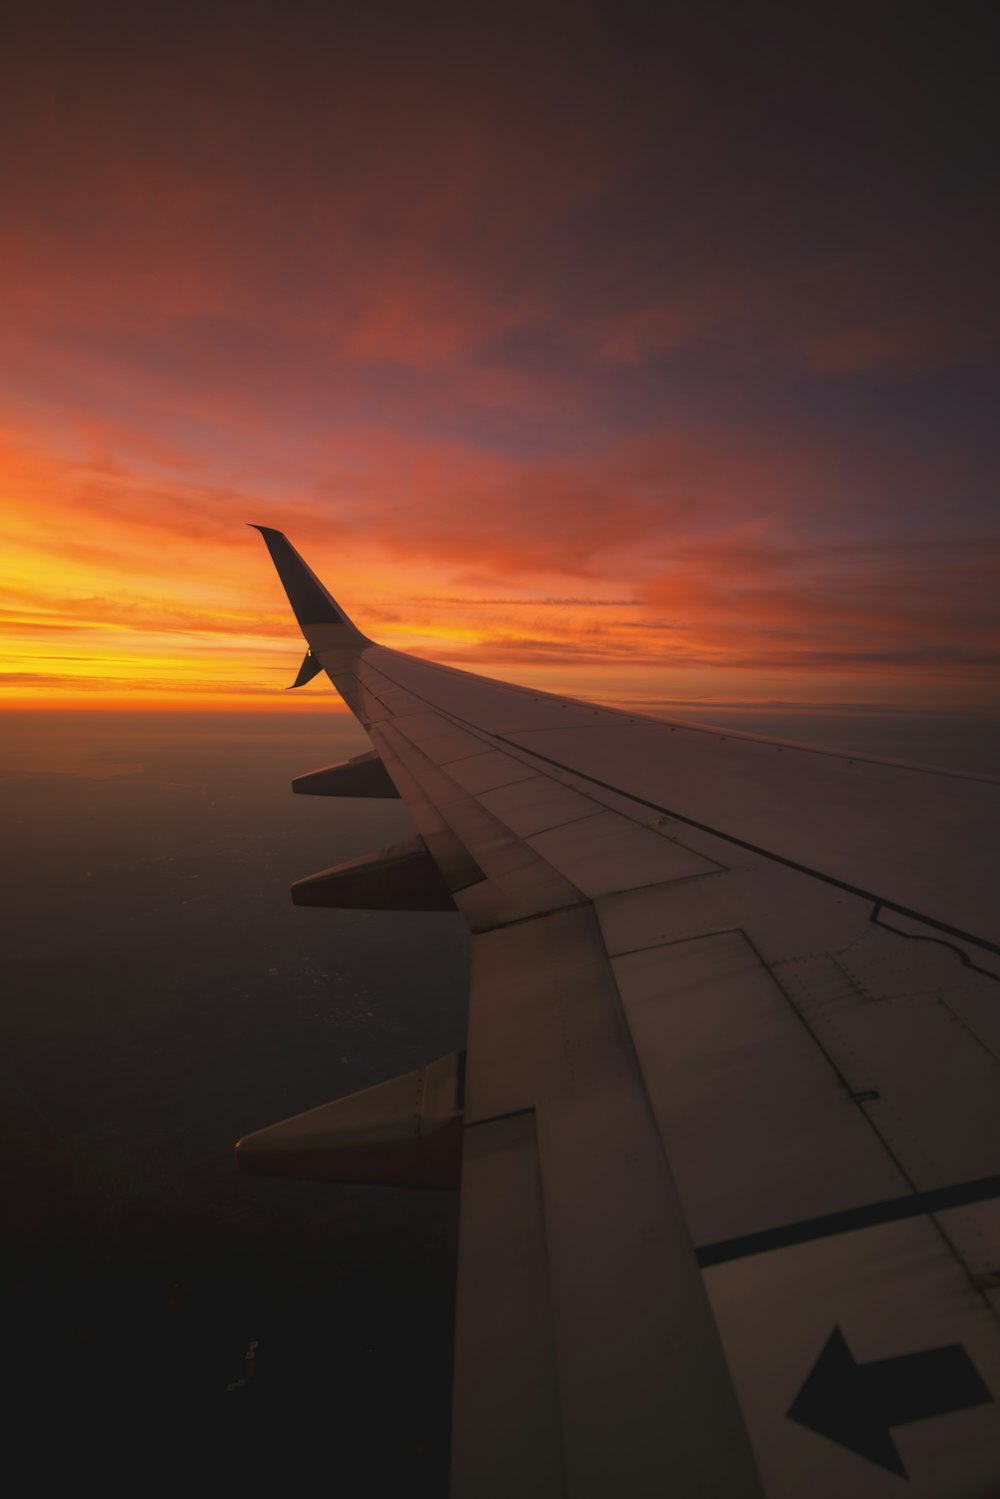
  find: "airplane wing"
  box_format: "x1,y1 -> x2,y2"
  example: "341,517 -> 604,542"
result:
241,527 -> 1000,1497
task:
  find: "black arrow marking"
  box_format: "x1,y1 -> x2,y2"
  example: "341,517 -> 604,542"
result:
787,1326 -> 993,1476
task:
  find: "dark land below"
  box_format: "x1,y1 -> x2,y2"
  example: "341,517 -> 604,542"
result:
1,704 -> 996,1480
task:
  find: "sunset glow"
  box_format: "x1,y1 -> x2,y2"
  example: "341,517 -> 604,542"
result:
2,6 -> 997,712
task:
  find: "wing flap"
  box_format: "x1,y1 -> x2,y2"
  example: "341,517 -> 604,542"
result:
451,1110 -> 566,1498
458,903 -> 763,1497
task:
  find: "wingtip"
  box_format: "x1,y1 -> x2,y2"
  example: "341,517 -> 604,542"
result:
248,525 -> 363,636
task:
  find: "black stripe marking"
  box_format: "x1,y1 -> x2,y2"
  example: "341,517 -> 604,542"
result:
464,1104 -> 536,1130
695,1173 -> 1000,1266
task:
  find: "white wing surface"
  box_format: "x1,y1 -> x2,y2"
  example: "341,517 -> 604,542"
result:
248,528 -> 1000,1497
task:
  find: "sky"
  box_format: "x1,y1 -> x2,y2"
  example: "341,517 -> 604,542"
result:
1,0 -> 998,711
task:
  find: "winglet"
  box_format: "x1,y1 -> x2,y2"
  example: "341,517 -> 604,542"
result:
248,525 -> 366,639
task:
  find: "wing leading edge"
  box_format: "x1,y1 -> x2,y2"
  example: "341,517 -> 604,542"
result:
246,528 -> 1000,1498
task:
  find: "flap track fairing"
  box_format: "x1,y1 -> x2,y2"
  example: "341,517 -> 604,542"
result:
291,835 -> 459,911
292,751 -> 400,799
236,1049 -> 465,1188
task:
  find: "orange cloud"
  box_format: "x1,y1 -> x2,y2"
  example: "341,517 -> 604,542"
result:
1,7 -> 997,714
3,419 -> 998,713
640,531 -> 1000,687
